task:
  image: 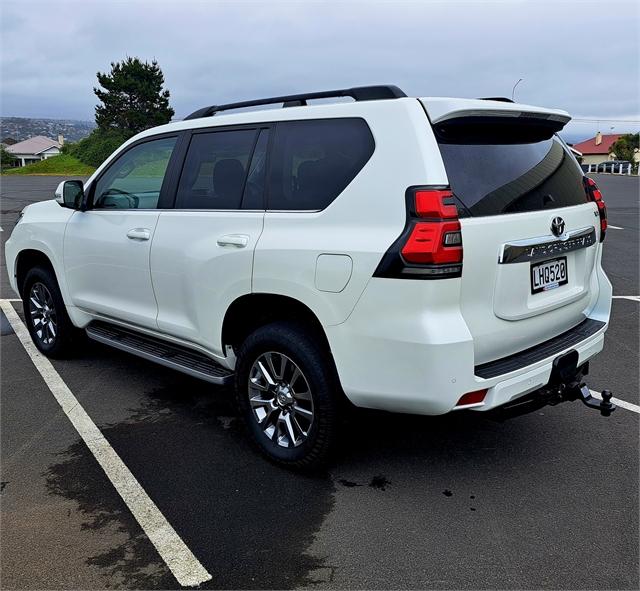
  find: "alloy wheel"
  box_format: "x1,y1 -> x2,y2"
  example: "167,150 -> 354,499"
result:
248,352 -> 314,448
29,282 -> 57,346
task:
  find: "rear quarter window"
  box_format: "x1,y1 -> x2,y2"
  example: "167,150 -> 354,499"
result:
267,118 -> 374,211
438,135 -> 588,217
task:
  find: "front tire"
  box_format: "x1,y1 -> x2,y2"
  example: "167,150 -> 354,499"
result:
235,322 -> 340,470
22,266 -> 77,358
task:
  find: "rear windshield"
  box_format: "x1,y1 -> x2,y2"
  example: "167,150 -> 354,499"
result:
437,135 -> 588,217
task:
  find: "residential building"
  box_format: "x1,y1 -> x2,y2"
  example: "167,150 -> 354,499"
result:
5,135 -> 63,167
572,132 -> 622,165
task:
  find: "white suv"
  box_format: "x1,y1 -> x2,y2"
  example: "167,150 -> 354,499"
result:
5,85 -> 614,468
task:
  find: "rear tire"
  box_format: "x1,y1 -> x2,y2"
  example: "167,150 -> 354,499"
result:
235,321 -> 340,470
22,266 -> 78,358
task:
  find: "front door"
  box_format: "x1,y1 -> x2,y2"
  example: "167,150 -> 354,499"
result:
64,135 -> 178,329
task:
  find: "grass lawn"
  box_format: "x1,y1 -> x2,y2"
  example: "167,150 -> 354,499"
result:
2,154 -> 96,176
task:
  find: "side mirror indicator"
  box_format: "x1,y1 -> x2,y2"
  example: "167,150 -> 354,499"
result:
55,180 -> 84,210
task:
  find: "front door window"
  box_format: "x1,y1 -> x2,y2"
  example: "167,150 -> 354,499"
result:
92,137 -> 177,209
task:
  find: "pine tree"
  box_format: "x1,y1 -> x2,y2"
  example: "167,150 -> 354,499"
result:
94,57 -> 175,134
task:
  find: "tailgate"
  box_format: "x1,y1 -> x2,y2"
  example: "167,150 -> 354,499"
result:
460,205 -> 599,364
421,98 -> 602,365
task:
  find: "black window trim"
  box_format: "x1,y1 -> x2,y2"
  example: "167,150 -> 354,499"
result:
240,127 -> 272,211
239,129 -> 262,208
84,131 -> 182,211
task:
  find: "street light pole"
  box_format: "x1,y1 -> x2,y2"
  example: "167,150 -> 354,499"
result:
511,78 -> 523,101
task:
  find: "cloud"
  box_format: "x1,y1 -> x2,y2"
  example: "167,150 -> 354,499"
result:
1,0 -> 638,142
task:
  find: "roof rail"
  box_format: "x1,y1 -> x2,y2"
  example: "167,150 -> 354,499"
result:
184,85 -> 407,120
478,96 -> 515,103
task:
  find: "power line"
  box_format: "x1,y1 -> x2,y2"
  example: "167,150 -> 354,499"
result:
571,117 -> 640,123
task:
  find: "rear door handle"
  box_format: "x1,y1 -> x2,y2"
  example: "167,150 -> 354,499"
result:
217,234 -> 249,248
126,228 -> 151,241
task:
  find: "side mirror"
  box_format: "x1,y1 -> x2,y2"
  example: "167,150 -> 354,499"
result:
55,180 -> 84,209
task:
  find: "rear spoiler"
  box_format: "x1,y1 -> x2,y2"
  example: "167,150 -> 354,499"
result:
421,97 -> 571,126
420,97 -> 571,144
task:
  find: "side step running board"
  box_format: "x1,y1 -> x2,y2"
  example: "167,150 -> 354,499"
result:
86,321 -> 234,385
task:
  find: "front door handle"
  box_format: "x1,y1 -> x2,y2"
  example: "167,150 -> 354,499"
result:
127,228 -> 151,241
217,234 -> 249,248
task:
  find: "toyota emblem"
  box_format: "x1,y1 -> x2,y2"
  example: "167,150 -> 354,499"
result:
551,216 -> 565,237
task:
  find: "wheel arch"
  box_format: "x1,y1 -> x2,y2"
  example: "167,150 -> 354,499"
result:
222,293 -> 333,357
15,249 -> 56,298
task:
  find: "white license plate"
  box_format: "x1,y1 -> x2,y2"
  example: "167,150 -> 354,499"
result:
531,257 -> 568,294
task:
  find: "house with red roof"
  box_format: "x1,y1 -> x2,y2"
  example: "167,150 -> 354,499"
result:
572,133 -> 622,165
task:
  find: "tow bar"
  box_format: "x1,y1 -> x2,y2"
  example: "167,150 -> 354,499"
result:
491,350 -> 616,420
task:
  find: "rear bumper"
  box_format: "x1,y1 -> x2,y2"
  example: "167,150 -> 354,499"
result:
474,318 -> 605,379
327,271 -> 611,416
469,326 -> 605,412
329,312 -> 607,415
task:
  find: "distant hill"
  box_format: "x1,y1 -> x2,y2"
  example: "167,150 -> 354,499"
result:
0,117 -> 95,143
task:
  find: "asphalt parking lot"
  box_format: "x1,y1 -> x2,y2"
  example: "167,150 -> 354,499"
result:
1,174 -> 638,590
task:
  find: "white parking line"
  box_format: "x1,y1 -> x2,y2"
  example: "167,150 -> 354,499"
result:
0,300 -> 212,587
608,225 -> 624,230
612,296 -> 640,302
590,390 -> 640,414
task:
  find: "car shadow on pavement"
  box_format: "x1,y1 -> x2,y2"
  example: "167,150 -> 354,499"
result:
333,401 -> 551,494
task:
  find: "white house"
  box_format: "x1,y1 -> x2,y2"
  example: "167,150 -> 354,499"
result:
6,135 -> 63,167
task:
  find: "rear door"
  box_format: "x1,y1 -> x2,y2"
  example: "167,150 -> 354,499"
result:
149,126 -> 269,355
422,101 -> 603,365
252,117 -> 377,326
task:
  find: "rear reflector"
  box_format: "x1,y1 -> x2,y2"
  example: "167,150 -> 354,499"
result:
401,221 -> 463,264
583,176 -> 607,242
455,389 -> 487,407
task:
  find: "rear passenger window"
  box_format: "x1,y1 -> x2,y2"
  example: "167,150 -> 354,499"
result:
268,118 -> 374,210
176,129 -> 257,209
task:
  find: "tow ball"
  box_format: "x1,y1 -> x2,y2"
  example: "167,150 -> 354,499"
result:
549,350 -> 616,417
554,382 -> 615,417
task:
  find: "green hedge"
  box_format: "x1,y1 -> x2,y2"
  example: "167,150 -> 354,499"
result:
66,128 -> 133,168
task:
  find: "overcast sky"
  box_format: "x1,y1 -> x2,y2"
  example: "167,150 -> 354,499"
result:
1,0 -> 638,141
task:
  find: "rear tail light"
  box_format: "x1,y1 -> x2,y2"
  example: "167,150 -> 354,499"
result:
414,189 -> 459,219
401,221 -> 463,264
583,177 -> 607,242
374,187 -> 463,279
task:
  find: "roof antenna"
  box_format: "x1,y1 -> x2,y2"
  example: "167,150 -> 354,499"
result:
511,78 -> 523,101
